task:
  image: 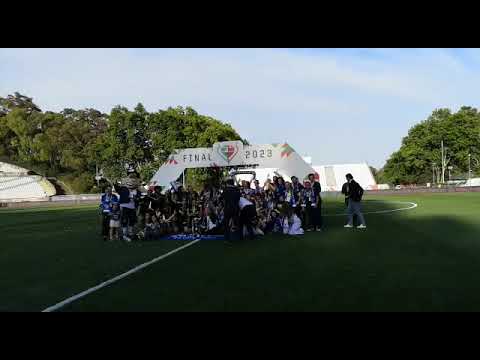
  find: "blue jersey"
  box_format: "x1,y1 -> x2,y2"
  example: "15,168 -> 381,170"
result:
254,186 -> 264,195
285,188 -> 298,207
302,188 -> 317,207
275,184 -> 286,200
273,217 -> 283,232
100,193 -> 119,214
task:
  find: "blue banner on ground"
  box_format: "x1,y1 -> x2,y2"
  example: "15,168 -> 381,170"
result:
162,234 -> 225,241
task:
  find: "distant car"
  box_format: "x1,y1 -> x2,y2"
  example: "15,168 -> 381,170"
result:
395,185 -> 402,190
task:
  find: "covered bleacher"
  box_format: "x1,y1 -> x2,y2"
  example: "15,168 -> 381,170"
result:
0,162 -> 56,201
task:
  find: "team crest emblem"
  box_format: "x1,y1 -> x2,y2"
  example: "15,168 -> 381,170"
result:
217,144 -> 239,163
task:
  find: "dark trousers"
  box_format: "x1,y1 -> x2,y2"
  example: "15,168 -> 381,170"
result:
101,213 -> 110,238
240,205 -> 256,240
224,213 -> 237,242
121,207 -> 137,227
308,206 -> 322,230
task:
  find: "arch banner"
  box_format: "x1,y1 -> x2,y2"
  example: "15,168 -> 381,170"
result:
149,141 -> 315,188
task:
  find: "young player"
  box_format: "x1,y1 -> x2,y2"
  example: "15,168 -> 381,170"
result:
99,186 -> 118,241
109,203 -> 121,241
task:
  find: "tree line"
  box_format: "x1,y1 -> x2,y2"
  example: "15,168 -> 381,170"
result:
0,93 -> 242,193
380,106 -> 480,185
4,92 -> 476,190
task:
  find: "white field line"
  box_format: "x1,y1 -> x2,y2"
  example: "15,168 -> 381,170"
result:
323,201 -> 418,217
41,239 -> 201,313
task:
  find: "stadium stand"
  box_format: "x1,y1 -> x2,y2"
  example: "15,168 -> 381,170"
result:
0,162 -> 56,201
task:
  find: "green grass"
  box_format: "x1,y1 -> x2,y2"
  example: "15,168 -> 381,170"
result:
2,193 -> 480,312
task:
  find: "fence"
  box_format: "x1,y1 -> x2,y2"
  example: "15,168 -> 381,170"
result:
0,194 -> 100,209
2,186 -> 480,209
364,186 -> 480,195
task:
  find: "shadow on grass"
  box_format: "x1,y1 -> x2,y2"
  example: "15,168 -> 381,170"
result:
57,198 -> 480,312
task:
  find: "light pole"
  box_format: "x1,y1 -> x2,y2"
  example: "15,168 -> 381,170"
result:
441,141 -> 444,184
432,162 -> 435,184
468,153 -> 471,182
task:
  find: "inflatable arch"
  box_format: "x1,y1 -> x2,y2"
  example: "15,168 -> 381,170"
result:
149,141 -> 316,188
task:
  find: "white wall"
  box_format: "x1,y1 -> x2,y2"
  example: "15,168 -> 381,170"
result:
234,163 -> 377,192
313,163 -> 377,191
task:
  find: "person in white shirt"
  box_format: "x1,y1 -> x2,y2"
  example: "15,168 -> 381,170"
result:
239,196 -> 256,240
282,204 -> 304,235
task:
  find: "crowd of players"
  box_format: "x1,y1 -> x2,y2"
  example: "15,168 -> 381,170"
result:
99,171 -> 366,242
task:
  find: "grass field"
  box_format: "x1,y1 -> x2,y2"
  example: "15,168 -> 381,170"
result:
2,192 -> 480,312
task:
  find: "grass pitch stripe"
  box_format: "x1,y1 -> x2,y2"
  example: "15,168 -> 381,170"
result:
323,201 -> 418,217
41,239 -> 201,312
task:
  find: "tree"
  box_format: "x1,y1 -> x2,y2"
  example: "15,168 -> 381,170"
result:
383,107 -> 480,184
0,92 -> 243,192
0,92 -> 41,115
97,104 -> 243,184
96,104 -> 154,182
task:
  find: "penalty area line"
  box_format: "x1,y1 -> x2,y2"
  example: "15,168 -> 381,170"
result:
41,239 -> 201,313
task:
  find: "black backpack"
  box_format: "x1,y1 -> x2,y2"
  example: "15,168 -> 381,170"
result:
351,181 -> 364,202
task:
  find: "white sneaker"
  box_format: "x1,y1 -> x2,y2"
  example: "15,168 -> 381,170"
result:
124,236 -> 132,242
344,224 -> 353,228
357,224 -> 367,229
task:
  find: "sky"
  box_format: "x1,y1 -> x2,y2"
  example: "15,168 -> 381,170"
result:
1,48 -> 479,169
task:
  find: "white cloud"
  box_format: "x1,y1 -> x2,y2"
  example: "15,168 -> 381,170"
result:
1,48 -> 480,168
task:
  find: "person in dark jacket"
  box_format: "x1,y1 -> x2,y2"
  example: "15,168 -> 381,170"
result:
220,178 -> 240,243
343,173 -> 366,229
341,182 -> 349,206
307,173 -> 323,231
149,186 -> 165,211
290,176 -> 304,219
114,173 -> 142,241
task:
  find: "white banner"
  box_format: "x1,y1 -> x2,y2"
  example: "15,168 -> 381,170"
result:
149,141 -> 315,188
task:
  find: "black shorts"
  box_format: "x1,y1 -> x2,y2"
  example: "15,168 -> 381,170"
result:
121,207 -> 137,227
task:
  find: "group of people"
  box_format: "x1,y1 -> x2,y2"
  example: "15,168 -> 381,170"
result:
221,173 -> 324,241
99,171 -> 367,242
